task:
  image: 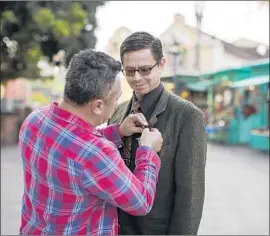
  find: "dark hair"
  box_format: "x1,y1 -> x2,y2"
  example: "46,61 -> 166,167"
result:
64,49 -> 121,105
120,31 -> 164,64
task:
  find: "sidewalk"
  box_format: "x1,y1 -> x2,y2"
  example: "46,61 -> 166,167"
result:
1,143 -> 269,235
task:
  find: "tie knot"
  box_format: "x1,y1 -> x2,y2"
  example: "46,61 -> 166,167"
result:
132,101 -> 140,114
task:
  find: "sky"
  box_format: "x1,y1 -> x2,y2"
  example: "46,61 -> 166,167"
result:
95,1 -> 269,51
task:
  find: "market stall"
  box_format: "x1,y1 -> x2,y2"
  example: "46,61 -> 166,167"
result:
206,79 -> 236,143
250,129 -> 269,152
244,79 -> 269,152
230,75 -> 269,147
204,59 -> 269,146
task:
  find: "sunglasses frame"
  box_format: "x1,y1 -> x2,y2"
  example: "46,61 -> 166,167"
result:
121,62 -> 158,77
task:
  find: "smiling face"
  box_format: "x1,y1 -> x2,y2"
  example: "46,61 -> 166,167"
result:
122,49 -> 165,97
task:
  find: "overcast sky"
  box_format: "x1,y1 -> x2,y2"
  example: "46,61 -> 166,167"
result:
95,1 -> 269,51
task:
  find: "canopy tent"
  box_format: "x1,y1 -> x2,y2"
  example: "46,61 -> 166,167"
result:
230,75 -> 269,88
161,59 -> 269,92
186,79 -> 215,92
201,59 -> 269,85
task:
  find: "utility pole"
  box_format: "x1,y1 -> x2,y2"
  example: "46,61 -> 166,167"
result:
168,38 -> 187,94
194,1 -> 205,73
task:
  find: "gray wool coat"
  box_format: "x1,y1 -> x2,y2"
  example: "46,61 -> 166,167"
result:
108,88 -> 207,235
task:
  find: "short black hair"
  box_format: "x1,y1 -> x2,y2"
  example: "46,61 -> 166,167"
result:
120,31 -> 164,64
64,49 -> 121,105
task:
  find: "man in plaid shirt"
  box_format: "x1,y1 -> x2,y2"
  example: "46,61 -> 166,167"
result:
18,50 -> 163,235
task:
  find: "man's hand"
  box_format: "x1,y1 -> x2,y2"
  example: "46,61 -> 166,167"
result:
119,113 -> 148,137
140,128 -> 163,153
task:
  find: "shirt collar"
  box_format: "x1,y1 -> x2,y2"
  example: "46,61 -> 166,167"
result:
133,83 -> 164,115
49,102 -> 102,136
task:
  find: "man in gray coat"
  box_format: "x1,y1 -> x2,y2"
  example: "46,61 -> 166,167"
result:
108,31 -> 207,235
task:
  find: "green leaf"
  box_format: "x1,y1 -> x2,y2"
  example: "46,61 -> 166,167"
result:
51,20 -> 70,39
1,10 -> 18,23
26,44 -> 42,63
33,8 -> 56,30
70,22 -> 84,36
69,3 -> 88,24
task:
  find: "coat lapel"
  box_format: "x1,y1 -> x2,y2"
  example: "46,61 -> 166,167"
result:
148,89 -> 170,127
119,99 -> 132,123
110,89 -> 170,126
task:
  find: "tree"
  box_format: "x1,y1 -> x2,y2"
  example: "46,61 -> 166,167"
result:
0,1 -> 105,81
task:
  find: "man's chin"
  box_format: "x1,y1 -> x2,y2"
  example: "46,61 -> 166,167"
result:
134,88 -> 149,97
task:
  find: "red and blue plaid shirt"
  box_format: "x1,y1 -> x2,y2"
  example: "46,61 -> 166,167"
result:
18,102 -> 161,235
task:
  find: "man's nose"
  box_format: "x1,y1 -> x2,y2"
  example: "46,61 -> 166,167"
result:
133,71 -> 141,81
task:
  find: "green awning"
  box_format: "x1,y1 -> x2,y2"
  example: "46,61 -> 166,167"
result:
201,59 -> 269,83
186,80 -> 215,92
231,75 -> 269,88
161,74 -> 200,83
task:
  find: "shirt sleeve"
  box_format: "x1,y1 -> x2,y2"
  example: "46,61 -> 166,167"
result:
97,124 -> 123,148
81,142 -> 161,216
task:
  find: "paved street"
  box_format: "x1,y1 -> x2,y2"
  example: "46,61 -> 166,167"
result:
198,143 -> 269,235
1,143 -> 269,235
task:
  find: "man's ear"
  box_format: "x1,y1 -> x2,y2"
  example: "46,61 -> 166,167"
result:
90,99 -> 104,115
159,57 -> 166,72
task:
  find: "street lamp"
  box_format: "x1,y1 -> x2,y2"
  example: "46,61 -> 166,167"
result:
194,1 -> 205,72
168,37 -> 188,94
170,39 -> 180,79
168,39 -> 181,94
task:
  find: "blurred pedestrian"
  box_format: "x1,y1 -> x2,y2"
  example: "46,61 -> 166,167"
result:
109,32 -> 207,235
18,49 -> 163,235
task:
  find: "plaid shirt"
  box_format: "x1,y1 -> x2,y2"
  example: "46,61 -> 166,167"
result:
18,102 -> 161,235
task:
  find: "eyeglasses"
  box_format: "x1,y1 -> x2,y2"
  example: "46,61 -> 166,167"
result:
121,63 -> 158,77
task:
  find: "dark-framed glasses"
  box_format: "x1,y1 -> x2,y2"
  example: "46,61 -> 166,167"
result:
121,62 -> 158,77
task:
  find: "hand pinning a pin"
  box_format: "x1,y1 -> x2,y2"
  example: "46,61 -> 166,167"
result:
138,124 -> 152,131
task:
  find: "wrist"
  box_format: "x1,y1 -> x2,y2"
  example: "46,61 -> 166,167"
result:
117,124 -> 124,138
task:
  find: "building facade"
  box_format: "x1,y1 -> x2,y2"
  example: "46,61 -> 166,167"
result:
105,14 -> 269,103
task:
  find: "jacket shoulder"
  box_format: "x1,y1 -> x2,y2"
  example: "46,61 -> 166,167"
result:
109,100 -> 130,124
114,100 -> 130,113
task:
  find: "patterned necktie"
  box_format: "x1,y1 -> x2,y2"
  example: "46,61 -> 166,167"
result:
121,100 -> 141,167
